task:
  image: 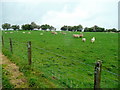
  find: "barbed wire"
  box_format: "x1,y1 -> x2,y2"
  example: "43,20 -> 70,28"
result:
32,46 -> 119,76
2,39 -> 119,77
101,75 -> 119,83
102,69 -> 119,76
31,56 -> 93,76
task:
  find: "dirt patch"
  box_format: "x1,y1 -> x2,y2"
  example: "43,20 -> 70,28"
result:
1,54 -> 29,88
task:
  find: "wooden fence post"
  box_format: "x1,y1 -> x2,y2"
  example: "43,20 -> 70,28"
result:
9,38 -> 13,53
94,60 -> 102,89
27,41 -> 32,65
2,36 -> 4,47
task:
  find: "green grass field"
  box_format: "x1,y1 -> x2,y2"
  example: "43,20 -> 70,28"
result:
2,30 -> 119,88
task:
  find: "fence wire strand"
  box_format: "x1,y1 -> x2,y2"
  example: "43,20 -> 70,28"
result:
2,37 -> 119,86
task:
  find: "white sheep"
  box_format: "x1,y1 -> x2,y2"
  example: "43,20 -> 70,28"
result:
91,37 -> 95,43
62,32 -> 66,35
73,34 -> 80,38
40,33 -> 43,35
82,38 -> 86,42
23,32 -> 25,34
28,32 -> 31,34
51,32 -> 57,34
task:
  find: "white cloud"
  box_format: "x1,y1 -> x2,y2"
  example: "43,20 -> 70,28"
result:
1,0 -> 119,29
41,0 -> 118,29
1,0 -> 119,3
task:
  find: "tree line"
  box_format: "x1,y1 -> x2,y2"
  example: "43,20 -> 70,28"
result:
1,22 -> 119,32
2,22 -> 56,31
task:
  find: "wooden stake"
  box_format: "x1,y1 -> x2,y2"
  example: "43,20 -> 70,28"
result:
94,60 -> 102,89
9,38 -> 13,53
2,36 -> 4,47
27,41 -> 31,65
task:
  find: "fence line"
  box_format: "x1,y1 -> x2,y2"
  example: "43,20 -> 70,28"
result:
2,37 -> 119,88
33,46 -> 119,76
26,55 -> 119,84
3,38 -> 119,76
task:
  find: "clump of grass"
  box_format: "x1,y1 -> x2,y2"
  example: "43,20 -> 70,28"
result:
2,69 -> 14,88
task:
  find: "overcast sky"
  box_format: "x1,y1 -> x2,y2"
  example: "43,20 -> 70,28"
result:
0,0 -> 119,30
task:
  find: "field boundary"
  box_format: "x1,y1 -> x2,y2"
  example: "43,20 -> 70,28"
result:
1,53 -> 29,88
2,35 -> 119,88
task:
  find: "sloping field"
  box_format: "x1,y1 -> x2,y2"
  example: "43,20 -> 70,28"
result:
2,31 -> 119,88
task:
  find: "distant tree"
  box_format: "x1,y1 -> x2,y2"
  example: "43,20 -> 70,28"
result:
92,25 -> 105,32
77,24 -> 83,32
41,24 -> 48,30
11,25 -> 19,30
31,22 -> 37,30
2,23 -> 11,30
84,27 -> 93,32
84,27 -> 89,32
40,24 -> 54,31
117,30 -> 120,32
49,26 -> 55,31
21,24 -> 33,30
106,28 -> 117,32
111,28 -> 117,32
68,26 -> 73,31
84,25 -> 105,32
72,26 -> 78,32
61,25 -> 68,31
36,25 -> 41,30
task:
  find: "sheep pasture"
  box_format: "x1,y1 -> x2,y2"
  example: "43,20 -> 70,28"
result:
2,30 -> 118,88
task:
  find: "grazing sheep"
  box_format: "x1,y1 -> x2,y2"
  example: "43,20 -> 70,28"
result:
10,32 -> 13,34
22,32 -> 25,34
73,33 -> 84,38
54,32 -> 57,34
73,34 -> 80,38
28,32 -> 31,34
5,32 -> 7,34
40,33 -> 43,35
82,38 -> 86,42
62,32 -> 66,35
91,37 -> 95,43
51,32 -> 57,34
79,34 -> 83,38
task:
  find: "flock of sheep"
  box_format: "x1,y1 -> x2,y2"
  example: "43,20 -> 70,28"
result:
73,33 -> 95,43
50,31 -> 96,43
4,31 -> 96,43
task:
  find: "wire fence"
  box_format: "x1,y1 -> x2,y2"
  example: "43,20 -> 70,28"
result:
2,36 -> 119,88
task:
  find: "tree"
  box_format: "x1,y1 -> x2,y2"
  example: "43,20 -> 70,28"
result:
84,27 -> 93,32
106,28 -> 117,32
21,24 -> 33,30
77,24 -> 83,32
11,25 -> 19,30
40,24 -> 53,30
111,28 -> 117,32
94,25 -> 105,32
84,27 -> 89,32
36,25 -> 41,30
49,26 -> 55,31
2,23 -> 11,30
31,22 -> 37,30
61,25 -> 68,31
41,24 -> 47,30
72,26 -> 78,32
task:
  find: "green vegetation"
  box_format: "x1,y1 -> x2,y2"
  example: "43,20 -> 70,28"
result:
2,68 -> 14,88
2,30 -> 119,88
